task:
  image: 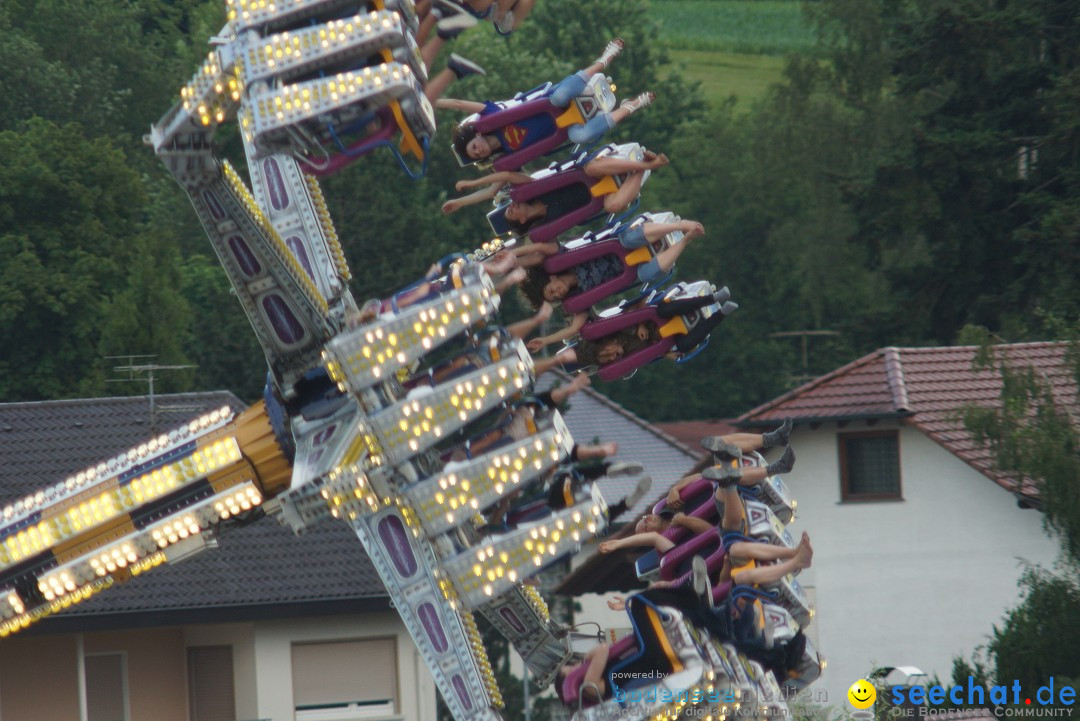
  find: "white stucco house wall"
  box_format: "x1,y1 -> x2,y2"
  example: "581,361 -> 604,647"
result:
558,342 -> 1072,713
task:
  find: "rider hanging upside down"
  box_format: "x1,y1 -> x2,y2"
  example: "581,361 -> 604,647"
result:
548,285 -> 738,373
515,219 -> 705,351
437,39 -> 654,165
441,148 -> 669,234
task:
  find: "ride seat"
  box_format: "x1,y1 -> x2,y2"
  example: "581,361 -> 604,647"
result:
657,528 -> 727,584
579,306 -> 677,382
486,169 -> 612,243
543,234 -> 655,315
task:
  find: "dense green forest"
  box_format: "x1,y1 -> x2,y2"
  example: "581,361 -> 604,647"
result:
1,0 -> 1078,422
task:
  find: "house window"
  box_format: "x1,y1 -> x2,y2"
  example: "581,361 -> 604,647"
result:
839,431 -> 901,500
291,638 -> 398,720
84,653 -> 128,721
188,646 -> 236,721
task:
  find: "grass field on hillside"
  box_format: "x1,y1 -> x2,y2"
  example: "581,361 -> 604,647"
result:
668,49 -> 788,109
652,0 -> 817,55
654,1 -> 814,111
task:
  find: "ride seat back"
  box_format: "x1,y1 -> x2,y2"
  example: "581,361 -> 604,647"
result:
546,237 -> 645,315
657,528 -> 725,583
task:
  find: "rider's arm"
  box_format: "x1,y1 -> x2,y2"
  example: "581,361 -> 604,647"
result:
665,472 -> 701,506
458,171 -> 533,190
435,98 -> 487,113
512,242 -> 559,267
582,644 -> 609,700
672,512 -> 714,535
535,312 -> 587,348
442,185 -> 503,214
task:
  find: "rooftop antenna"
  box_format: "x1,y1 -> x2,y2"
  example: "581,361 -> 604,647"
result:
768,330 -> 840,386
106,355 -> 196,432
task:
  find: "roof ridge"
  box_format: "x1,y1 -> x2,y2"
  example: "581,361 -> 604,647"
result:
0,390 -> 243,410
735,347 -> 886,422
884,347 -> 911,412
896,340 -> 1069,353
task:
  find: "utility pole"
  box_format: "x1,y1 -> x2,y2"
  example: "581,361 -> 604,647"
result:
107,355 -> 196,432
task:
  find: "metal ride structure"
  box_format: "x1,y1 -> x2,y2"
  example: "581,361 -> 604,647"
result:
0,2 -> 823,721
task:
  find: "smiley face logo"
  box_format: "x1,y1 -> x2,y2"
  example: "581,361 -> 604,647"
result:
848,679 -> 876,709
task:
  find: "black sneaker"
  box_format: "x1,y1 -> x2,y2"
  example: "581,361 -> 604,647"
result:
447,53 -> 486,79
436,13 -> 477,40
700,436 -> 741,459
702,464 -> 742,487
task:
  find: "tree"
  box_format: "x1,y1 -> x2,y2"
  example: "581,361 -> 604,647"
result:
954,326 -> 1080,702
0,120 -> 164,399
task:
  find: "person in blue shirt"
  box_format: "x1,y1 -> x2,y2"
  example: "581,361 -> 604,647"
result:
437,39 -> 654,162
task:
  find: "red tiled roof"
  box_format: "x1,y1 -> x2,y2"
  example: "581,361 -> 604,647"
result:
736,342 -> 1077,500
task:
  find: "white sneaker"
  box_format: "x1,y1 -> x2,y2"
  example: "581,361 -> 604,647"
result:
692,555 -> 714,610
624,474 -> 652,508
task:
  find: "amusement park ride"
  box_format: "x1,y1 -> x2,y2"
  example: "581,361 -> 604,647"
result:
0,0 -> 823,719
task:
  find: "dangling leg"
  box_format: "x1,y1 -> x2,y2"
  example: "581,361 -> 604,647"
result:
702,421 -> 791,459
728,540 -> 800,564
655,288 -> 732,319
632,226 -> 703,283
705,446 -> 795,485
672,296 -> 739,353
619,218 -> 703,250
601,170 -> 646,214
585,152 -> 668,178
713,484 -> 746,534
424,54 -> 485,104
730,533 -> 812,586
549,40 -> 625,108
602,90 -> 656,128
572,441 -> 618,461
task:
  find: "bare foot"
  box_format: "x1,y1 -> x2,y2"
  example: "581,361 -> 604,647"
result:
794,533 -> 813,569
646,153 -> 669,170
680,220 -> 704,238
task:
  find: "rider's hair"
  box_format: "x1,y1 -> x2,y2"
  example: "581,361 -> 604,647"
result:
452,122 -> 483,162
517,266 -> 550,310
